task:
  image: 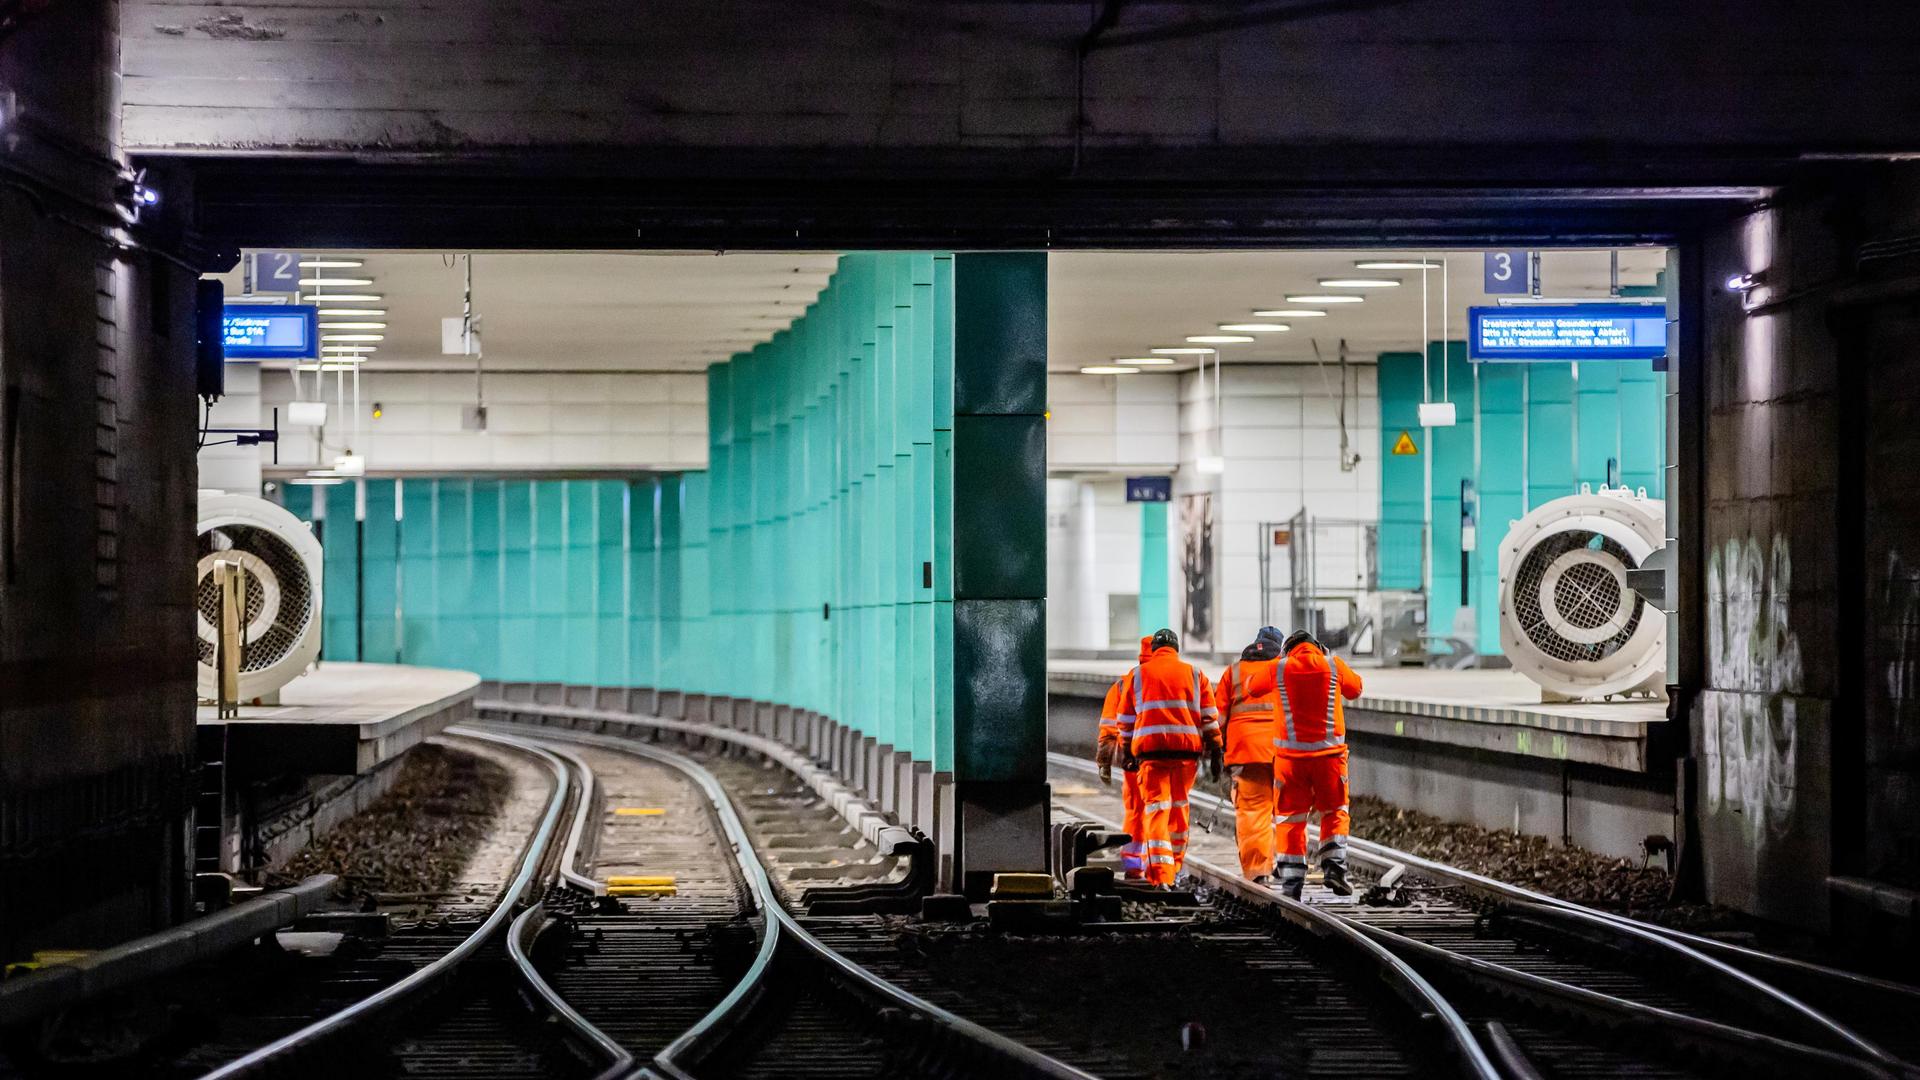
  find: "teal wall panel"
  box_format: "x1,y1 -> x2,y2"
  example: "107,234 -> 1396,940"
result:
1378,346 -> 1666,657
320,482 -> 360,661
1139,501 -> 1169,637
306,250 -> 1043,785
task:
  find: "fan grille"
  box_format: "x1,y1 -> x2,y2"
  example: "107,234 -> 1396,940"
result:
196,525 -> 314,672
1512,530 -> 1644,664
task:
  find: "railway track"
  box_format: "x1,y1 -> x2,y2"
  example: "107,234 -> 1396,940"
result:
1049,751 -> 1920,1080
489,724 -> 1093,1079
478,704 -> 1506,1080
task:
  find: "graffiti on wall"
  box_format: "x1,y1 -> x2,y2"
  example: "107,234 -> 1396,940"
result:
1881,551 -> 1920,734
1702,534 -> 1801,837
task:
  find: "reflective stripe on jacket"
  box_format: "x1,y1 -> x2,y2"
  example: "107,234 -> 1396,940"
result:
1216,658 -> 1279,765
1096,676 -> 1126,755
1117,647 -> 1221,759
1274,643 -> 1363,757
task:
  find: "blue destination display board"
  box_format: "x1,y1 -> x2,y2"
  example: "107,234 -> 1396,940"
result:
1468,304 -> 1666,362
222,304 -> 317,359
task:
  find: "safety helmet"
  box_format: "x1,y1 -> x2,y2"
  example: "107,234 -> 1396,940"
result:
1150,628 -> 1180,652
1283,629 -> 1319,654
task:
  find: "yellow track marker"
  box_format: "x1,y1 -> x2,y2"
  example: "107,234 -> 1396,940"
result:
613,807 -> 666,817
607,875 -> 676,886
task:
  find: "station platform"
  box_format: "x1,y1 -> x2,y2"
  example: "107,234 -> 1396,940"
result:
1049,661 -> 1667,771
197,662 -> 480,779
1048,657 -> 1677,860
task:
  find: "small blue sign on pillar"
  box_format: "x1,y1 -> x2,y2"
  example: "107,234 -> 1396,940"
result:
1126,476 -> 1172,503
1484,250 -> 1529,294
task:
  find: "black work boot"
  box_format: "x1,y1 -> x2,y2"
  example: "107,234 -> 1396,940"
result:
1321,860 -> 1353,896
1280,878 -> 1303,900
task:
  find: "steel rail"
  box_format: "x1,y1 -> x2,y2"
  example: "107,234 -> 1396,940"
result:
197,727 -> 600,1079
1354,921 -> 1905,1080
1053,797 -> 1501,1080
486,723 -> 1099,1080
1050,749 -> 1920,1026
545,739 -> 609,895
508,902 -> 635,1079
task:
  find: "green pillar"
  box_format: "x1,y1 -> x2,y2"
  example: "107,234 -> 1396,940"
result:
948,252 -> 1049,893
1139,500 -> 1169,636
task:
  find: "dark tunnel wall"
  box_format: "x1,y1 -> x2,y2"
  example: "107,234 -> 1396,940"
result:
1692,166 -> 1920,940
0,0 -> 200,959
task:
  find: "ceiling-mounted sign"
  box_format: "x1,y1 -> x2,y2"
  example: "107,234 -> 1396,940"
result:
1468,304 -> 1667,362
1126,476 -> 1172,502
1484,250 -> 1529,294
250,251 -> 302,294
222,304 -> 317,359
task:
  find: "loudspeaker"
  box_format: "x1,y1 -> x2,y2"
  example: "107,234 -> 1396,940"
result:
195,278 -> 225,400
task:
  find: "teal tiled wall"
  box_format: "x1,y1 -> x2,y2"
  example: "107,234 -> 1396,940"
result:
1378,345 -> 1666,655
296,253 -> 1045,782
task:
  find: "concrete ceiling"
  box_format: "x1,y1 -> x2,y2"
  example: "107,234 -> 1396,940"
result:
217,251 -> 841,372
216,247 -> 1665,377
1047,248 -> 1668,373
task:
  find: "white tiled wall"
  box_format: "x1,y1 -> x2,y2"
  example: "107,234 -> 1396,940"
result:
1048,372 -> 1180,469
1046,476 -> 1147,650
1174,364 -> 1381,653
258,369 -> 710,472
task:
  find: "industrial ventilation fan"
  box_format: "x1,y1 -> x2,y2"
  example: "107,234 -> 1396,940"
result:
195,492 -> 323,701
1496,485 -> 1666,702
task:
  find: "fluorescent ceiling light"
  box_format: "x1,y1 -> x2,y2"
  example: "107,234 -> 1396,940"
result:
321,333 -> 384,342
318,308 -> 386,317
296,363 -> 365,372
1354,259 -> 1441,270
1186,335 -> 1255,344
1195,455 -> 1225,475
288,477 -> 348,486
297,277 -> 373,287
1115,357 -> 1176,366
319,321 -> 387,329
1218,323 -> 1289,333
1080,365 -> 1140,375
301,293 -> 382,303
1253,309 -> 1328,318
299,259 -> 364,268
1285,294 -> 1365,304
321,345 -> 377,354
1318,277 -> 1401,288
1151,347 -> 1216,355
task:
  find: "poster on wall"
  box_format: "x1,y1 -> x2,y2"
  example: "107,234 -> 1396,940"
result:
1179,492 -> 1214,651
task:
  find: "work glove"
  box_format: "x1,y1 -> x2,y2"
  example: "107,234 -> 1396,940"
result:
1205,746 -> 1225,783
1121,748 -> 1140,773
1094,741 -> 1115,785
1099,760 -> 1113,786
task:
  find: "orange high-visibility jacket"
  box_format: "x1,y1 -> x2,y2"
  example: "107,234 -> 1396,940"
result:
1097,637 -> 1155,767
1095,676 -> 1127,766
1216,658 -> 1280,765
1275,643 -> 1363,757
1117,647 -> 1222,759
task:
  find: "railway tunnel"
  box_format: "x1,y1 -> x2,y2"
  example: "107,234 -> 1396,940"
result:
2,1 -> 1920,1075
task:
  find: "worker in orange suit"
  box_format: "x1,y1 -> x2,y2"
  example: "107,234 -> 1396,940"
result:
1113,628 -> 1223,887
1272,629 -> 1363,899
1096,637 -> 1157,881
1216,625 -> 1287,882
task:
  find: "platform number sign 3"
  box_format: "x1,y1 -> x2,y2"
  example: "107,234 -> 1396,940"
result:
253,251 -> 302,294
1484,250 -> 1528,295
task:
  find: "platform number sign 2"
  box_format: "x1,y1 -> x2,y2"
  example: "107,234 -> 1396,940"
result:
252,251 -> 302,294
1484,250 -> 1528,295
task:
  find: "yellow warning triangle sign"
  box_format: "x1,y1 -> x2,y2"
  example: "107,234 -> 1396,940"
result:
1392,430 -> 1419,456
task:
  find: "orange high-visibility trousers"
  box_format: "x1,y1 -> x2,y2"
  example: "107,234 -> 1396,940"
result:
1119,768 -> 1146,880
1231,762 -> 1277,880
1138,758 -> 1198,885
1273,752 -> 1350,889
